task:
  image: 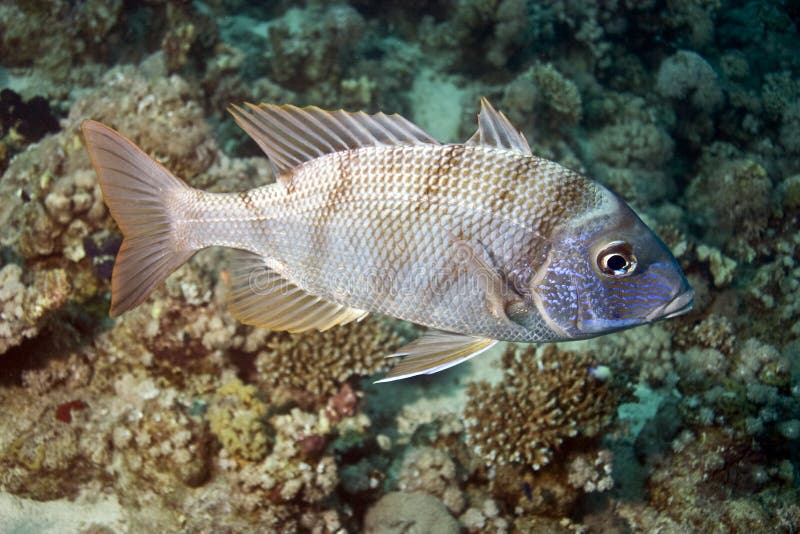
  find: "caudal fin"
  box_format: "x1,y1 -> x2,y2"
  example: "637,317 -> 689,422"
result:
82,120 -> 195,316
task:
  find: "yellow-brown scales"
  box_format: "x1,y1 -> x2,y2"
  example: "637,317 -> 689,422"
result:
253,316 -> 402,407
464,344 -> 617,472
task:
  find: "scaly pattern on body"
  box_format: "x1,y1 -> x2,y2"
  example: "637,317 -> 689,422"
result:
82,99 -> 693,380
179,144 -> 599,341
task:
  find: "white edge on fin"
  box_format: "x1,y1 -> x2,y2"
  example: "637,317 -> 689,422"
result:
375,331 -> 498,383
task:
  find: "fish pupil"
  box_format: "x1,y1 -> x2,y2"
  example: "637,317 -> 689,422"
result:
607,254 -> 627,272
596,241 -> 637,276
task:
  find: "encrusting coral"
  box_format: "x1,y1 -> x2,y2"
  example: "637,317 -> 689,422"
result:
465,344 -> 618,470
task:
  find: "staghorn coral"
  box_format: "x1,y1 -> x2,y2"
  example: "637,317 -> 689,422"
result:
253,316 -> 401,405
465,345 -> 617,470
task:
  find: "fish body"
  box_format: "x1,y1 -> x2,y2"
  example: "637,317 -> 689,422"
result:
82,99 -> 693,380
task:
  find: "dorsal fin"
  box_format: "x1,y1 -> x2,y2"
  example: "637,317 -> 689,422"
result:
229,103 -> 440,176
465,98 -> 532,155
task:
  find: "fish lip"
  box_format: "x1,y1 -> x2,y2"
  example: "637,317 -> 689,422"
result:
647,288 -> 694,321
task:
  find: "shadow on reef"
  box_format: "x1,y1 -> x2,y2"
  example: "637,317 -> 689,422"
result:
0,301 -> 105,388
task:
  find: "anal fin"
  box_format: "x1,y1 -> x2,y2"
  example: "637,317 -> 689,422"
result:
376,331 -> 498,383
227,251 -> 368,332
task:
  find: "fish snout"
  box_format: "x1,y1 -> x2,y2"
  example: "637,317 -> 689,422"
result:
647,286 -> 694,321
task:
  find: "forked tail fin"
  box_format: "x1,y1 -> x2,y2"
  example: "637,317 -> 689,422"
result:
81,120 -> 196,316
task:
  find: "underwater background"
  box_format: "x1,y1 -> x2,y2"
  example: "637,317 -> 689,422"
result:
0,0 -> 799,532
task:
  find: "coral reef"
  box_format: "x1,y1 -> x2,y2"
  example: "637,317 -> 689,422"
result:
364,491 -> 459,534
253,317 -> 401,406
0,0 -> 799,531
656,50 -> 723,112
208,378 -> 270,462
465,345 -> 618,470
0,265 -> 71,354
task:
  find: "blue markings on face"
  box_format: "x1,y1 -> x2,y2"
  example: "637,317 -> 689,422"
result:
536,240 -> 691,339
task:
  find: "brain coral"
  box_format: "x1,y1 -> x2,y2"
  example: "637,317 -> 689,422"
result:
465,345 -> 617,471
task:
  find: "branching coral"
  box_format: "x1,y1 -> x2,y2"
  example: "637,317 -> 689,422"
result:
502,63 -> 583,131
253,317 -> 401,405
566,449 -> 614,493
530,63 -> 583,125
0,1 -> 123,81
465,345 -> 617,470
644,427 -> 799,531
109,384 -> 213,489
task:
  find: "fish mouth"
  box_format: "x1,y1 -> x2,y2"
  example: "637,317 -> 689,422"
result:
647,288 -> 694,321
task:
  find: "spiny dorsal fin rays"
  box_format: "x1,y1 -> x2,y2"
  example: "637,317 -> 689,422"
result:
466,98 -> 532,155
375,331 -> 498,382
226,250 -> 368,333
228,103 -> 440,177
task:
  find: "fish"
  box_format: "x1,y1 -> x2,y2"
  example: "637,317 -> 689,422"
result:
81,99 -> 693,382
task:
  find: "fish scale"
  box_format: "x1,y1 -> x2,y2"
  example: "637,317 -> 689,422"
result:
178,144 -> 585,340
82,99 -> 693,381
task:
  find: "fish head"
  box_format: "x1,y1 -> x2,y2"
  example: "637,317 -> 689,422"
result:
531,192 -> 693,338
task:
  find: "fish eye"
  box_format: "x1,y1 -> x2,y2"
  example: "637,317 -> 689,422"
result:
596,241 -> 637,277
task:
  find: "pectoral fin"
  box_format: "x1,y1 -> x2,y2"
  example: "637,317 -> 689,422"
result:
376,331 -> 498,382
